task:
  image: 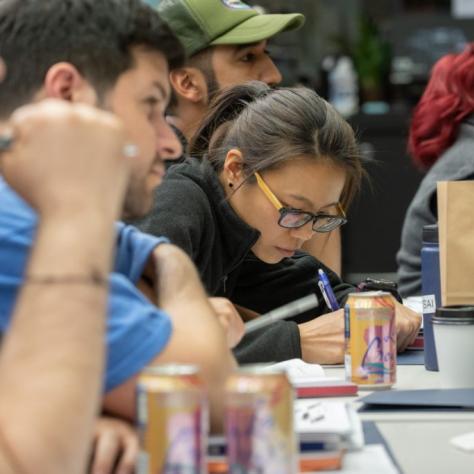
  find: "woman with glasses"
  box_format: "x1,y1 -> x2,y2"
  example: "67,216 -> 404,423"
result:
137,81 -> 420,364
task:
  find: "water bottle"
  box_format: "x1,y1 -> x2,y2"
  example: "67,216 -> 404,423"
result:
328,56 -> 359,117
421,224 -> 441,371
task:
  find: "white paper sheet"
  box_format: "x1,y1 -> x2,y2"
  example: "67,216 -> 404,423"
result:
303,444 -> 400,474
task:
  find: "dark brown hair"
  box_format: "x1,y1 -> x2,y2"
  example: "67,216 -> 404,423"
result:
0,0 -> 185,117
189,81 -> 363,209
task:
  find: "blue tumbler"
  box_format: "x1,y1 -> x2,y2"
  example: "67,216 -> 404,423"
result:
421,224 -> 441,371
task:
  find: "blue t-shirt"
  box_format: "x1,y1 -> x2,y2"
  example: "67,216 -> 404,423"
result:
0,178 -> 172,392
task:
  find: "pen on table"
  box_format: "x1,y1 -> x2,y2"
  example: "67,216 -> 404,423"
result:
244,294 -> 319,334
317,268 -> 340,311
298,402 -> 325,423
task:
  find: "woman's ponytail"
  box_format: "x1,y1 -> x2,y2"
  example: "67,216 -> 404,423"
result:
189,80 -> 363,209
189,81 -> 271,162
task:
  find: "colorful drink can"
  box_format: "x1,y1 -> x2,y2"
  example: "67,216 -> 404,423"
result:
136,364 -> 208,473
344,291 -> 396,388
225,366 -> 297,474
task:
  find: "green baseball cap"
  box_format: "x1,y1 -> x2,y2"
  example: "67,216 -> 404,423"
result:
157,0 -> 305,57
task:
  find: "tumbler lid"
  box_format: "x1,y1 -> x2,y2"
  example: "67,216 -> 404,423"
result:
422,224 -> 438,244
433,305 -> 474,325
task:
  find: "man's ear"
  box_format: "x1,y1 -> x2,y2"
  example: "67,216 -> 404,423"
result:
169,67 -> 208,104
43,62 -> 97,105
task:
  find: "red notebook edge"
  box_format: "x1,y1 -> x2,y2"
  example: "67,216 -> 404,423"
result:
296,383 -> 358,398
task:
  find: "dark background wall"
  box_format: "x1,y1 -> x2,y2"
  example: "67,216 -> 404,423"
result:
151,0 -> 474,280
253,0 -> 474,280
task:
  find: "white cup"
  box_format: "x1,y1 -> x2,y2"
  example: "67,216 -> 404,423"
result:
433,306 -> 474,389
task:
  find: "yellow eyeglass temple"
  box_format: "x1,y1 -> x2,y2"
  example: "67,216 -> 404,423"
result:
254,172 -> 283,211
336,202 -> 346,218
255,171 -> 347,220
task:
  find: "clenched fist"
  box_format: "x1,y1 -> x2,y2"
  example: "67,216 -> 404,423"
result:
1,99 -> 130,221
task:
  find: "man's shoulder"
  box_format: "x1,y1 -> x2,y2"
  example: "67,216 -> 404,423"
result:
114,222 -> 169,283
0,178 -> 36,245
0,178 -> 36,220
0,181 -> 38,323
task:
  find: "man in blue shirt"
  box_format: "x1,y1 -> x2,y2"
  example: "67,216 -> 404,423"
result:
0,99 -> 134,473
0,0 -> 236,430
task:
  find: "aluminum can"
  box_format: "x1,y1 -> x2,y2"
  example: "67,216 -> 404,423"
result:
136,364 -> 208,473
225,366 -> 297,474
344,291 -> 396,388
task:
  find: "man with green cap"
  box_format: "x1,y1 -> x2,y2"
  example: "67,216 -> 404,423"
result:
139,1 -> 343,294
141,1 -> 342,276
156,0 -> 305,145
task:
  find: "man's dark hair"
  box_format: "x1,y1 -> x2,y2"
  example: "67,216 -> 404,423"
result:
0,0 -> 185,117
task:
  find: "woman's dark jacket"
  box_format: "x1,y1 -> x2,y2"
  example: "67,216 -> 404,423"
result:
135,157 -> 355,363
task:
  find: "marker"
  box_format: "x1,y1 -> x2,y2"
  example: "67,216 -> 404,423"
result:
317,269 -> 339,311
244,294 -> 319,334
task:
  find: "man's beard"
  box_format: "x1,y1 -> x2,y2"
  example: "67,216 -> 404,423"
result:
203,68 -> 220,106
121,178 -> 153,221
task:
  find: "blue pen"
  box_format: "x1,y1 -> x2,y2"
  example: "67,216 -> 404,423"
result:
317,269 -> 340,311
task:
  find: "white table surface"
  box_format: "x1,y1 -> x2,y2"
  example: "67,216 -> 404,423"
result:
323,365 -> 474,474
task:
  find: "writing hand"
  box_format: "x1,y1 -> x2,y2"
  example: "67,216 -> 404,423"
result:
299,310 -> 345,364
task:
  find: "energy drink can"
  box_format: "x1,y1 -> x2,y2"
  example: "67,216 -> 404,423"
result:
136,364 -> 208,473
345,291 -> 396,388
225,366 -> 297,474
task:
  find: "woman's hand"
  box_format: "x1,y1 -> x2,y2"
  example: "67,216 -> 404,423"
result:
299,310 -> 345,364
394,301 -> 421,352
298,300 -> 421,364
89,416 -> 138,474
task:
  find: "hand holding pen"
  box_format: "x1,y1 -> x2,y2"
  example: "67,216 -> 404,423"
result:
317,269 -> 340,312
245,269 -> 340,335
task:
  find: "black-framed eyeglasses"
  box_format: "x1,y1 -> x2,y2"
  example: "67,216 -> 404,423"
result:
254,172 -> 347,233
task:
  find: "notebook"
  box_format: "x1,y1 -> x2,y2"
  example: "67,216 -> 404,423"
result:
359,388 -> 474,410
295,399 -> 364,450
269,358 -> 358,397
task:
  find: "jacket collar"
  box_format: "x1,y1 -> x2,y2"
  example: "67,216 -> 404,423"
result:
183,157 -> 260,272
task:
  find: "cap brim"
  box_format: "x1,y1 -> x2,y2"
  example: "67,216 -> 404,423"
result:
210,13 -> 305,46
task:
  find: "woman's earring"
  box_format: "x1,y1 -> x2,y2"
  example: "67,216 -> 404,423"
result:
228,182 -> 234,188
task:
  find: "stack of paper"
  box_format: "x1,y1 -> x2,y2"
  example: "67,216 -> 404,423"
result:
207,434 -> 345,473
295,400 -> 364,471
207,401 -> 364,473
295,399 -> 364,451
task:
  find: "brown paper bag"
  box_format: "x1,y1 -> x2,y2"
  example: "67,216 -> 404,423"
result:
437,181 -> 474,306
